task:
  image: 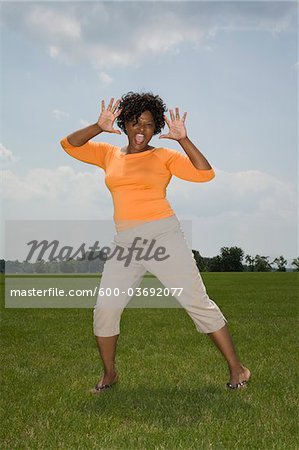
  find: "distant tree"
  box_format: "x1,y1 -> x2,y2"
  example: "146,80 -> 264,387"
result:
291,257 -> 299,272
6,259 -> 23,274
192,250 -> 206,272
208,255 -> 224,272
202,257 -> 211,271
46,260 -> 61,273
271,256 -> 287,272
85,251 -> 106,273
75,257 -> 90,273
245,255 -> 255,272
60,260 -> 75,273
220,246 -> 244,272
22,261 -> 34,274
0,259 -> 5,273
34,259 -> 46,273
254,255 -> 272,272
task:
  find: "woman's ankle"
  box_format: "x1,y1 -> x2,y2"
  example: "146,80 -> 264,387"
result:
104,367 -> 117,377
229,362 -> 244,374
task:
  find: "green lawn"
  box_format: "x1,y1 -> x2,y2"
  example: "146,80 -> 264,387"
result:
1,272 -> 298,449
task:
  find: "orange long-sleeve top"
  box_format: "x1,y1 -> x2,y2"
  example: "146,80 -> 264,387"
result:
60,137 -> 215,230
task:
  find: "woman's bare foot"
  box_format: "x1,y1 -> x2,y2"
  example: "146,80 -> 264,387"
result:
90,370 -> 118,394
228,365 -> 251,389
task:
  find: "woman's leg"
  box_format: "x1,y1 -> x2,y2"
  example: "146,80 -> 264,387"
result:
143,216 -> 251,387
92,236 -> 147,389
208,324 -> 251,386
95,334 -> 119,385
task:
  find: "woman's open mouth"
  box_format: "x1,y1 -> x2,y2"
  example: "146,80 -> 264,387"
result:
134,134 -> 145,145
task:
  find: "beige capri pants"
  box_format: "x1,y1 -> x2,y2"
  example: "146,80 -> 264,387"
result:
93,215 -> 227,337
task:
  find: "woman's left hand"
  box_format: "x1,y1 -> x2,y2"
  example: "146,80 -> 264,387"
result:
159,107 -> 187,141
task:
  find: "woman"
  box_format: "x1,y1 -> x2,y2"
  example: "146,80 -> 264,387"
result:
60,92 -> 251,394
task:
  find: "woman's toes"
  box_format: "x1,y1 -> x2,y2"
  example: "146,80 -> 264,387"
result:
229,366 -> 251,387
241,367 -> 251,383
98,372 -> 118,387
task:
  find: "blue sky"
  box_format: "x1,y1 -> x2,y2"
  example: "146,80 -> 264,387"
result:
1,1 -> 297,266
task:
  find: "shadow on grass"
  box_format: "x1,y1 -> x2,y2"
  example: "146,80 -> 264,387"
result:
79,384 -> 252,426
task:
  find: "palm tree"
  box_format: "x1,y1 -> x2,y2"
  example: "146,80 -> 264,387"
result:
245,255 -> 255,272
291,257 -> 299,271
254,255 -> 272,272
271,256 -> 287,272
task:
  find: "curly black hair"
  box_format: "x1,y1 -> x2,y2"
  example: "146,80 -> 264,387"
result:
116,91 -> 167,135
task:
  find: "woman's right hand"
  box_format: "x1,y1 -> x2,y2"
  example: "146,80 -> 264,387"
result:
97,98 -> 122,135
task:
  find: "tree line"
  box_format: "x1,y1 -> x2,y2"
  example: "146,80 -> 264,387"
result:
192,247 -> 298,272
1,246 -> 298,273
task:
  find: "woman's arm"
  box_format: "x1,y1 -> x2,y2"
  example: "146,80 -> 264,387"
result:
177,136 -> 212,170
60,137 -> 114,168
159,107 -> 213,170
65,97 -> 122,146
156,148 -> 215,182
67,123 -> 103,147
61,98 -> 122,168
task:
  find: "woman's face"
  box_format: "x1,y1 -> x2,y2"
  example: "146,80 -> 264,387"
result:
125,110 -> 155,151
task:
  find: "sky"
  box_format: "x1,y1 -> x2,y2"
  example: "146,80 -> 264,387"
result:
0,1 -> 298,266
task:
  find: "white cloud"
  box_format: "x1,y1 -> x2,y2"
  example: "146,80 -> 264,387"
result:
168,166 -> 296,218
79,119 -> 91,127
1,166 -> 105,202
0,143 -> 20,163
26,6 -> 81,40
49,45 -> 60,58
190,208 -> 297,264
53,109 -> 70,120
98,72 -> 113,85
1,2 -> 296,68
167,167 -> 297,262
1,164 -> 297,262
2,164 -> 296,217
0,165 -> 112,222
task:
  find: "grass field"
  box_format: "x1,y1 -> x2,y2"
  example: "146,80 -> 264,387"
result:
1,272 -> 298,449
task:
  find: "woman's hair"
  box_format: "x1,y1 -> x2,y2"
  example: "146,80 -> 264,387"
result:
116,91 -> 167,135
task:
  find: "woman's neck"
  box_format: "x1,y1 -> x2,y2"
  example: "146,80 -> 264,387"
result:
125,144 -> 154,154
